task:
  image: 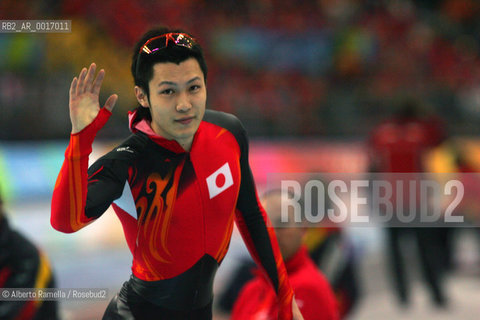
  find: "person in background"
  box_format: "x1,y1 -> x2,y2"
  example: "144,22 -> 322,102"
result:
0,192 -> 59,320
300,173 -> 360,318
368,98 -> 448,307
232,190 -> 339,320
303,227 -> 359,318
443,143 -> 480,271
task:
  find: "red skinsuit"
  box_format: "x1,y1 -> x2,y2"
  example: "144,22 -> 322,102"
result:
51,108 -> 294,318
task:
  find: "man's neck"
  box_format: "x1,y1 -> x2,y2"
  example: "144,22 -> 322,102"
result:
178,139 -> 193,152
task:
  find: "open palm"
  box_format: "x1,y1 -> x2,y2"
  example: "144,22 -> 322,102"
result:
69,63 -> 118,133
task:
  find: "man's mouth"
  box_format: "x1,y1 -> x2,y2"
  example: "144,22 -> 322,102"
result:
176,117 -> 194,125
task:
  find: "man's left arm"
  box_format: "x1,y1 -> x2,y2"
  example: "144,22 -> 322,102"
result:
233,124 -> 301,320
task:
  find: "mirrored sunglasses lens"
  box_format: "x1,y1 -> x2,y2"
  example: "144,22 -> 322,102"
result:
141,37 -> 165,54
172,34 -> 195,49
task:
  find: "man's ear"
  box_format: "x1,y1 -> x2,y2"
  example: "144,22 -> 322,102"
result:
134,86 -> 149,108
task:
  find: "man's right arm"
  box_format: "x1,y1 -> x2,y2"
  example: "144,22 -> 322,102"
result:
51,108 -> 120,233
51,63 -> 118,233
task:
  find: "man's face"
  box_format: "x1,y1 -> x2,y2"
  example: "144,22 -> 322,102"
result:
262,193 -> 305,261
137,58 -> 207,150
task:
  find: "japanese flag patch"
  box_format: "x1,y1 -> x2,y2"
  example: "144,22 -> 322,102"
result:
206,162 -> 234,199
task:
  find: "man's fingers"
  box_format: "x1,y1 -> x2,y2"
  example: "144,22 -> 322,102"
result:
103,94 -> 118,112
70,77 -> 78,98
76,67 -> 87,94
91,69 -> 105,95
84,63 -> 96,93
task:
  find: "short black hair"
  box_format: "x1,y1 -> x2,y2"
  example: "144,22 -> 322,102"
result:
131,26 -> 208,99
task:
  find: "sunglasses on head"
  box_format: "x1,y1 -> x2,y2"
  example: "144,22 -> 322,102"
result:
135,33 -> 197,78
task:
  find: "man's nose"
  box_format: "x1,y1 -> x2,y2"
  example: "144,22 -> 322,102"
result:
176,92 -> 192,112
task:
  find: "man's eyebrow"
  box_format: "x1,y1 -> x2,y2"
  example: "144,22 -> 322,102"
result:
157,77 -> 202,87
158,81 -> 176,86
187,76 -> 202,83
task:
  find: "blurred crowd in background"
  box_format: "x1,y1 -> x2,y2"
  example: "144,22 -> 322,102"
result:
2,0 -> 480,139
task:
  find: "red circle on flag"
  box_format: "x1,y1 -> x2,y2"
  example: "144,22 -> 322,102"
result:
216,173 -> 226,188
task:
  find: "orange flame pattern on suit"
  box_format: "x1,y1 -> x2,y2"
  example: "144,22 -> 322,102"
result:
135,161 -> 184,279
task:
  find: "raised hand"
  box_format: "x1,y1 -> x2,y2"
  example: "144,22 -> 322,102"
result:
69,63 -> 118,134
